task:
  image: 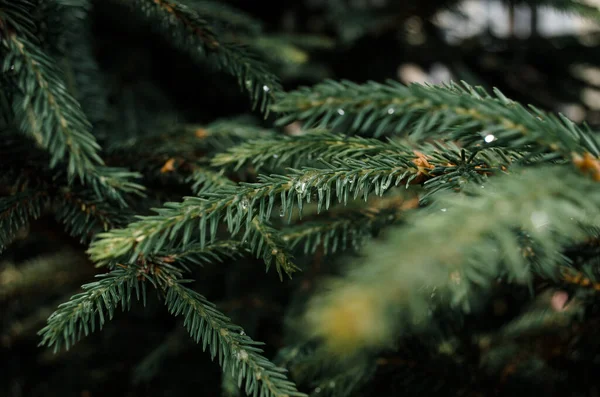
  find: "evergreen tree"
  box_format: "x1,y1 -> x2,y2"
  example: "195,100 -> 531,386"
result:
3,0 -> 600,396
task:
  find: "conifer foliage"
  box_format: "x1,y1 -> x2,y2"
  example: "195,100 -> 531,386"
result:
3,0 -> 600,396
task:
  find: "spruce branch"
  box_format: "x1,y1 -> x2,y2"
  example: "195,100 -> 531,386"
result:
186,0 -> 263,33
494,290 -> 582,340
165,279 -> 306,397
246,216 -> 299,280
51,0 -> 108,126
241,36 -> 311,66
236,32 -> 334,71
272,80 -> 600,159
0,0 -> 37,41
37,240 -> 249,352
89,144 -> 513,273
54,187 -> 133,242
157,240 -> 244,271
85,166 -> 145,207
281,194 -> 417,256
214,134 -> 516,198
38,265 -> 150,352
0,189 -> 49,252
197,119 -> 277,151
0,137 -> 139,244
107,119 -> 276,159
0,8 -> 144,202
87,155 -> 432,269
303,166 -> 600,354
126,0 -> 281,112
0,24 -> 103,180
561,266 -> 600,291
188,166 -> 234,194
211,131 -> 408,171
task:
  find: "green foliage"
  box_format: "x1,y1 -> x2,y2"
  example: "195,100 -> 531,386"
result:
86,154 -> 429,269
1,9 -> 102,180
54,187 -> 133,241
0,190 -> 49,252
0,134 -> 138,245
50,0 -> 108,126
273,80 -> 600,160
106,119 -> 277,167
0,1 -> 143,203
323,165 -> 600,317
281,194 -> 410,256
127,0 -> 281,112
38,265 -> 147,352
38,256 -> 305,397
211,131 -> 408,171
186,0 -> 263,33
188,166 -> 234,194
6,0 -> 600,395
166,280 -> 306,397
161,240 -> 245,270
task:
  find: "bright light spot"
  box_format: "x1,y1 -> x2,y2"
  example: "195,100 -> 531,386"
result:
530,211 -> 550,228
484,134 -> 496,143
236,350 -> 249,361
337,108 -> 345,115
262,85 -> 270,92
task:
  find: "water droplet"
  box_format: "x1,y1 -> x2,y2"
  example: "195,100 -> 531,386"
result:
337,108 -> 345,116
279,207 -> 285,217
314,387 -> 322,394
348,175 -> 355,184
295,181 -> 307,195
328,381 -> 336,388
255,371 -> 262,380
262,85 -> 270,92
387,108 -> 395,114
441,208 -> 447,212
236,350 -> 249,361
481,185 -> 485,188
240,330 -> 245,336
484,134 -> 496,143
272,154 -> 279,159
240,198 -> 249,210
